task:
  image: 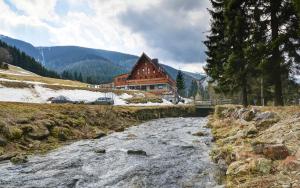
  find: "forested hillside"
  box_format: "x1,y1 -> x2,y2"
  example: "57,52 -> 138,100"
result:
0,41 -> 59,78
0,35 -> 204,91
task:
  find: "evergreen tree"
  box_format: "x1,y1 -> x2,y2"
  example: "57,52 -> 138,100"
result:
188,80 -> 199,98
0,41 -> 59,78
260,0 -> 300,106
176,70 -> 185,97
204,0 -> 228,92
78,72 -> 83,82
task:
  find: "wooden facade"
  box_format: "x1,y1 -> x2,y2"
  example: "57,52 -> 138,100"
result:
114,53 -> 176,95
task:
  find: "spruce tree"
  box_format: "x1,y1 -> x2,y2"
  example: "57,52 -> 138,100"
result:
260,0 -> 300,106
176,70 -> 185,97
188,80 -> 199,98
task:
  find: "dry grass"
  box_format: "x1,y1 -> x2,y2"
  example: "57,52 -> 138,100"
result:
0,102 -> 196,157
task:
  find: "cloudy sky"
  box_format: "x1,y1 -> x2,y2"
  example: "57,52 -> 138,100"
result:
0,0 -> 210,73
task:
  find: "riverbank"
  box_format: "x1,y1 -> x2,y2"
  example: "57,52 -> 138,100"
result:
209,105 -> 300,187
0,117 -> 220,187
0,102 -> 197,163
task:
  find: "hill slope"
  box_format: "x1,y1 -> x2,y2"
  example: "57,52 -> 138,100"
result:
0,35 -> 205,91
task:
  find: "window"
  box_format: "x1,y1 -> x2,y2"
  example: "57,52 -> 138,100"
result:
150,85 -> 155,90
158,84 -> 165,89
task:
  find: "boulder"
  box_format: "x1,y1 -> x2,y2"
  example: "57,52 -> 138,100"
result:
93,130 -> 107,139
27,125 -> 50,140
0,136 -> 7,146
51,127 -> 72,141
253,143 -> 289,160
226,160 -> 250,177
241,110 -> 255,121
127,150 -> 147,156
8,127 -> 23,140
254,111 -> 280,127
0,152 -> 17,162
278,156 -> 300,171
10,155 -> 28,164
244,124 -> 258,138
249,158 -> 272,175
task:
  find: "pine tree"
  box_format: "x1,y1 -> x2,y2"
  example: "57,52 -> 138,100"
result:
260,0 -> 300,106
220,0 -> 254,106
188,80 -> 199,98
204,0 -> 228,92
78,73 -> 83,82
176,70 -> 185,97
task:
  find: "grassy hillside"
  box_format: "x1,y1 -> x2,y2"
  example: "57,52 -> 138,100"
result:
0,65 -> 86,87
210,105 -> 300,187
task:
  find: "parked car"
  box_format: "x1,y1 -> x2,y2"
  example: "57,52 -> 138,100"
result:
50,95 -> 72,104
90,97 -> 114,105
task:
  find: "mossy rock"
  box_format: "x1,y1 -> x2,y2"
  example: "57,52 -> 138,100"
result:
10,155 -> 28,164
27,124 -> 50,140
8,127 -> 23,140
51,127 -> 72,141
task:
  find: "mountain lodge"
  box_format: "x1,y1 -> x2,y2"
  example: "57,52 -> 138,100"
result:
114,53 -> 177,98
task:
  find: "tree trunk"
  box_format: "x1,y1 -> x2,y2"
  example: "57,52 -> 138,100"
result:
270,0 -> 284,106
242,78 -> 248,107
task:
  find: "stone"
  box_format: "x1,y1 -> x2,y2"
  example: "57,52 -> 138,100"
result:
127,150 -> 147,156
241,110 -> 255,121
192,131 -> 207,137
226,160 -> 250,176
95,149 -> 106,154
0,136 -> 7,146
51,127 -> 72,141
0,152 -> 17,162
93,130 -> 107,139
10,155 -> 28,164
263,144 -> 289,160
260,144 -> 289,160
279,156 -> 300,171
250,158 -> 272,175
115,127 -> 125,132
254,111 -> 280,127
244,124 -> 258,137
181,145 -> 194,149
27,125 -> 50,140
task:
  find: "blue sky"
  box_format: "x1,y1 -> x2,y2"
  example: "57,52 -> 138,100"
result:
0,0 -> 210,73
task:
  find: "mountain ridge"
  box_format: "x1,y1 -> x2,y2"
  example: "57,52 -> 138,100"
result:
0,35 -> 205,90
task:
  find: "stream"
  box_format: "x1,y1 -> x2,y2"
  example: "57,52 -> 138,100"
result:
0,117 -> 221,188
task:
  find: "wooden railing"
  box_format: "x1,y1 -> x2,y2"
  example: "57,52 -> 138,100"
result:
195,99 -> 233,107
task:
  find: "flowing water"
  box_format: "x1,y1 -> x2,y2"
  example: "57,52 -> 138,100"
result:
0,117 -> 221,188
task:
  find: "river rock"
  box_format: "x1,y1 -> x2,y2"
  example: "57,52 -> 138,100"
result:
244,124 -> 258,138
254,111 -> 280,127
95,149 -> 106,154
0,136 -> 7,146
241,110 -> 255,121
0,152 -> 17,162
249,158 -> 272,175
94,130 -> 107,139
10,155 -> 28,164
27,125 -> 50,140
226,160 -> 250,177
192,131 -> 207,137
253,143 -> 289,160
127,150 -> 147,156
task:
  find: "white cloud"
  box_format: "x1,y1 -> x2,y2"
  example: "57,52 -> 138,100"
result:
0,0 -> 209,73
